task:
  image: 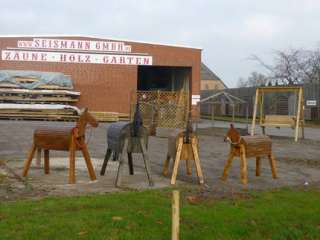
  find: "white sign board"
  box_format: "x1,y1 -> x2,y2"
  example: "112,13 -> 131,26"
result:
2,50 -> 152,65
306,100 -> 317,106
192,95 -> 200,105
1,38 -> 153,66
17,38 -> 132,52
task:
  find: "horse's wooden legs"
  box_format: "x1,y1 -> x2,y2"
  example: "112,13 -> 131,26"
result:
171,138 -> 183,185
44,149 -> 50,174
256,156 -> 261,176
22,143 -> 37,177
36,148 -> 42,167
127,152 -> 134,175
69,138 -> 76,184
112,152 -> 118,161
186,159 -> 192,176
191,138 -> 204,184
162,154 -> 171,176
100,148 -> 112,176
140,138 -> 154,186
115,139 -> 128,187
81,142 -> 97,181
240,145 -> 248,184
268,154 -> 277,179
221,149 -> 235,181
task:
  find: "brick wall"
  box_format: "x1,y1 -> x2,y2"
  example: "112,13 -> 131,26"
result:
0,36 -> 201,114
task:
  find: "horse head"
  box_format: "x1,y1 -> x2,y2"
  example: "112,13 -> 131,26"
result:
224,124 -> 241,145
84,108 -> 99,128
131,102 -> 143,137
76,108 -> 98,137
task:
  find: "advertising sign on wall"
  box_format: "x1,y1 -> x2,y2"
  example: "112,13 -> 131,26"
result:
1,38 -> 153,66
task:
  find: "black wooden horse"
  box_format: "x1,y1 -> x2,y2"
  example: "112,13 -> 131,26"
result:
100,102 -> 154,187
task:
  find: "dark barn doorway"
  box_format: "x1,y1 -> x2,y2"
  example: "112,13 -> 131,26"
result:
137,66 -> 191,92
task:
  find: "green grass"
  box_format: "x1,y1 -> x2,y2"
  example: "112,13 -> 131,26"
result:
1,188 -> 320,240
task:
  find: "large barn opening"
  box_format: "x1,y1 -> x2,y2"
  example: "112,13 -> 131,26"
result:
137,66 -> 191,92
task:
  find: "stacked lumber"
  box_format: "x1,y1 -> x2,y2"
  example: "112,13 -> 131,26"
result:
90,112 -> 130,122
0,71 -> 80,121
0,76 -> 73,90
118,112 -> 130,121
0,104 -> 79,121
0,71 -> 130,122
0,88 -> 80,104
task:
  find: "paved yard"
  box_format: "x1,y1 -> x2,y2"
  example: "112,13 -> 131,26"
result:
198,119 -> 320,141
0,120 -> 320,200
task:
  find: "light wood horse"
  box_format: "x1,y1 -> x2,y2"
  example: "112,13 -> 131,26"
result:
222,124 -> 277,184
22,108 -> 98,184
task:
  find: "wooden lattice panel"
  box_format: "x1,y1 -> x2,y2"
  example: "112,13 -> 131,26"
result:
131,90 -> 189,131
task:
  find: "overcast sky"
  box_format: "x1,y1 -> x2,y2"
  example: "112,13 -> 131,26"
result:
1,0 -> 320,87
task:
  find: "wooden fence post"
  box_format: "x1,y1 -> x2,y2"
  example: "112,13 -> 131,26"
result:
172,190 -> 180,240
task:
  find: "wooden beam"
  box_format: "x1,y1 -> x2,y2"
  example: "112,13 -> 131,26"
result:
301,89 -> 305,139
294,87 -> 303,142
171,138 -> 183,185
44,150 -> 50,174
259,92 -> 264,126
257,86 -> 303,93
36,148 -> 41,167
251,88 -> 259,136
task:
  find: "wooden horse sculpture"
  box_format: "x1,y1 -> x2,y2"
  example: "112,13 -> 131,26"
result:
162,113 -> 204,185
100,102 -> 154,187
22,108 -> 98,184
222,124 -> 277,184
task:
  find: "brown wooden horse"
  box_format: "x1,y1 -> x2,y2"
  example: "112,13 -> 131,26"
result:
22,108 -> 98,184
222,124 -> 277,184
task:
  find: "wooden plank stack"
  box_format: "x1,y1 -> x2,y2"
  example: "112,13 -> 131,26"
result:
0,76 -> 74,90
90,112 -> 130,122
0,73 -> 130,122
0,74 -> 80,121
0,88 -> 80,104
0,104 -> 80,121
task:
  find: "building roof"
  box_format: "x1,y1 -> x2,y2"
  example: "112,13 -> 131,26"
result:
201,63 -> 227,88
0,34 -> 202,50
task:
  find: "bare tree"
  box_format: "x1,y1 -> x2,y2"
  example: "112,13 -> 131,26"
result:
237,77 -> 248,87
250,46 -> 320,85
237,71 -> 268,87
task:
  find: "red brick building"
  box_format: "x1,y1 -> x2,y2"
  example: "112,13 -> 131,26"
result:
0,35 -> 201,115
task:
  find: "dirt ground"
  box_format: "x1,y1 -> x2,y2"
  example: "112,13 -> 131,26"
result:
0,120 -> 319,201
